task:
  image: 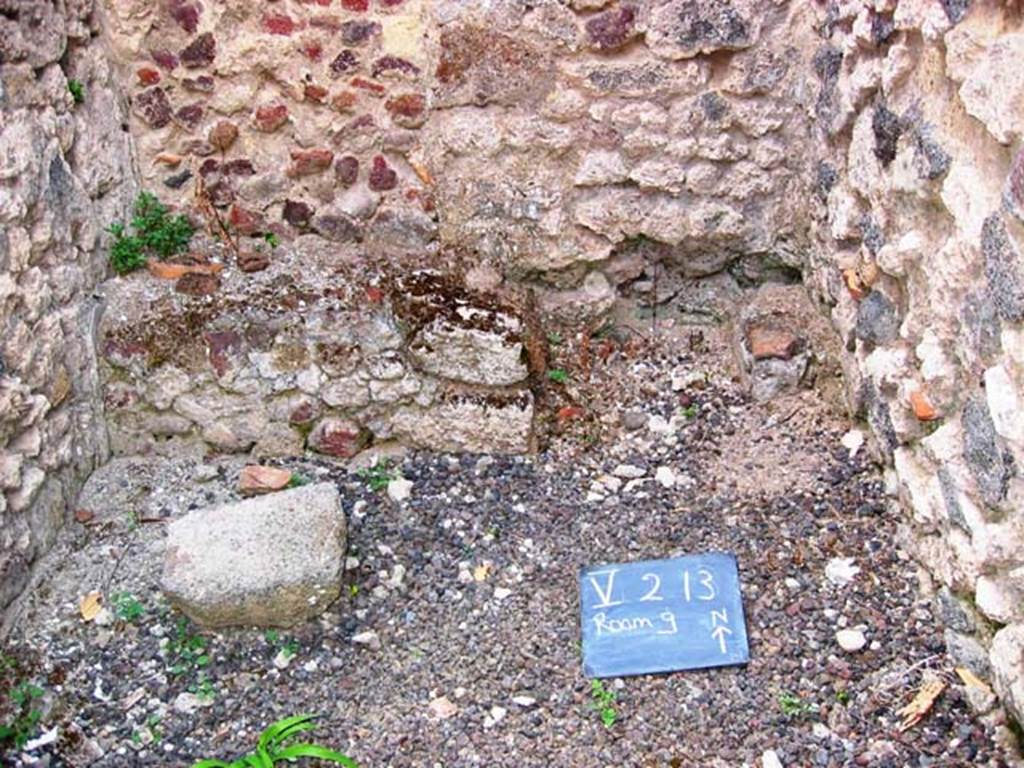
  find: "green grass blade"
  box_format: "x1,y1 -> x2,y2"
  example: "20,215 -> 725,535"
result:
191,761 -> 233,768
258,714 -> 318,750
274,744 -> 360,767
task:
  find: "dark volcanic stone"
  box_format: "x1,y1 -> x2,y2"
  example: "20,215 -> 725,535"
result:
870,12 -> 895,45
330,49 -> 359,76
180,32 -> 216,68
854,291 -> 900,346
335,156 -> 360,187
151,49 -> 179,71
941,0 -> 971,24
368,155 -> 398,191
816,162 -> 838,200
812,45 -> 842,124
175,103 -> 204,130
872,103 -> 902,167
938,468 -> 970,533
164,169 -> 193,189
341,20 -> 381,45
859,215 -> 885,256
372,55 -> 420,79
981,212 -> 1024,322
936,587 -> 977,633
135,87 -> 173,128
865,383 -> 898,457
167,0 -> 201,34
962,394 -> 1014,508
586,7 -> 637,51
283,199 -> 314,228
670,0 -> 751,54
915,132 -> 951,180
945,629 -> 992,680
699,91 -> 729,122
961,290 -> 1003,365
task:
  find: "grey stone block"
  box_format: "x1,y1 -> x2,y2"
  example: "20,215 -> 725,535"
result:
161,482 -> 346,628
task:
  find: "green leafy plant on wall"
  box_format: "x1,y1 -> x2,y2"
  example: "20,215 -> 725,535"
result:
67,80 -> 85,104
193,714 -> 359,767
108,191 -> 195,274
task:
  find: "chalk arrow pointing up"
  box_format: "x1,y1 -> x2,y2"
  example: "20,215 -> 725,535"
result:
711,625 -> 733,654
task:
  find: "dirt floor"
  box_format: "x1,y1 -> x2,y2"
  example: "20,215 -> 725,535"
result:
1,307 -> 1020,768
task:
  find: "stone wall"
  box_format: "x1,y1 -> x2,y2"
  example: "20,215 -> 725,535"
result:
95,0 -> 818,458
99,263 -> 539,458
805,0 -> 1024,732
0,0 -> 136,611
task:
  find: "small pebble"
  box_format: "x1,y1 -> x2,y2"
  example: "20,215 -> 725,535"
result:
387,477 -> 413,502
612,464 -> 646,479
621,410 -> 647,430
352,630 -> 381,650
836,629 -> 867,652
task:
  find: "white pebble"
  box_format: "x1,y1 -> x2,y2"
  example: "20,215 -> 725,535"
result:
655,466 -> 676,488
812,723 -> 832,739
825,557 -> 861,587
173,692 -> 202,714
612,464 -> 646,479
387,477 -> 413,502
835,629 -> 867,653
840,429 -> 864,457
647,415 -> 671,434
494,587 -> 513,600
352,630 -> 381,650
273,649 -> 294,669
761,749 -> 784,768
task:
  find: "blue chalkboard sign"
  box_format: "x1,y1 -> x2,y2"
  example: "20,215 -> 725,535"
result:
580,552 -> 750,678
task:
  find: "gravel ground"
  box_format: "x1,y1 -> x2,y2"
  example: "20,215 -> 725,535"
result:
2,316 -> 1019,768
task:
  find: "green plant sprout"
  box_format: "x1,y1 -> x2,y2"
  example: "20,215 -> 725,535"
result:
263,232 -> 280,249
167,617 -> 210,677
0,676 -> 44,749
192,714 -> 359,768
357,460 -> 397,493
190,674 -> 216,704
67,79 -> 85,104
589,679 -> 617,728
547,368 -> 569,384
778,691 -> 817,718
108,191 -> 195,274
111,591 -> 145,623
680,404 -> 699,420
264,631 -> 299,660
286,472 -> 310,489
